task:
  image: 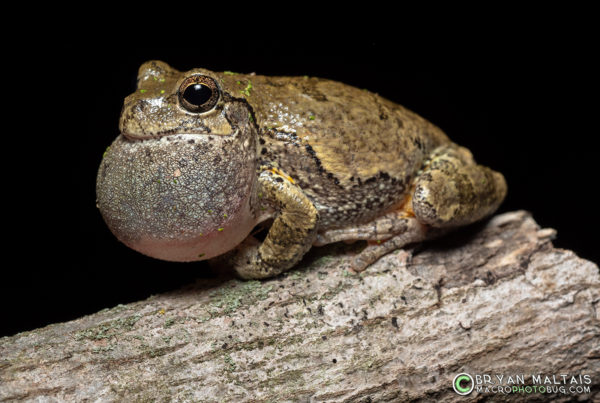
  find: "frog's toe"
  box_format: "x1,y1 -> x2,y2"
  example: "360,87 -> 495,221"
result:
349,253 -> 372,273
346,220 -> 428,273
348,242 -> 393,272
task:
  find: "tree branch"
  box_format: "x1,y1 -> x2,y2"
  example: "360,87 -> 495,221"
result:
1,211 -> 599,402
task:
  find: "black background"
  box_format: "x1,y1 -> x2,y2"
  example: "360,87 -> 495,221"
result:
4,39 -> 597,337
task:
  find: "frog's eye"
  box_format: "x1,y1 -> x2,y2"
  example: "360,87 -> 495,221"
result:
178,75 -> 220,113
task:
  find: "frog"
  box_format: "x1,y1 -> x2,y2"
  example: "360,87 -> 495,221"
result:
96,60 -> 507,279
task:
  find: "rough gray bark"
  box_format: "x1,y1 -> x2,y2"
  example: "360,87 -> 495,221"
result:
1,211 -> 599,402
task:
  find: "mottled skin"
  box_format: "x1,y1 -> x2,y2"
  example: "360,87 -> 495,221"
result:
96,61 -> 507,279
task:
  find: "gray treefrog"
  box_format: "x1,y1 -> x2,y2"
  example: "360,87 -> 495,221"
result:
96,61 -> 507,279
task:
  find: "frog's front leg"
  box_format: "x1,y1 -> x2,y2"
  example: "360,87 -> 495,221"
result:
231,169 -> 319,279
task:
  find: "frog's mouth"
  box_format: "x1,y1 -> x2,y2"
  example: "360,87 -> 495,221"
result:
120,130 -> 229,141
96,131 -> 257,262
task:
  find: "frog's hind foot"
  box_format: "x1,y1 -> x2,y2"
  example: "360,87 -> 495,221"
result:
347,217 -> 428,272
314,210 -> 415,246
315,202 -> 429,272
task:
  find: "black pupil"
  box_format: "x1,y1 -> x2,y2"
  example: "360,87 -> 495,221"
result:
182,83 -> 212,106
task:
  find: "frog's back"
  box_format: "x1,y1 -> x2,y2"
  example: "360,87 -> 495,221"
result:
225,74 -> 451,228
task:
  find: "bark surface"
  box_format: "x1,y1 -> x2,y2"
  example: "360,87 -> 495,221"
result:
1,211 -> 599,402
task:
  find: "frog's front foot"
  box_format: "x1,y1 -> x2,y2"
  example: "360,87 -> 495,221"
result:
228,237 -> 283,279
229,169 -> 319,280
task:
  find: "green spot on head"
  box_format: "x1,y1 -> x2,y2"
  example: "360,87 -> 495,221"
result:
159,78 -> 165,82
223,71 -> 237,75
103,146 -> 110,158
153,76 -> 158,81
217,227 -> 224,232
241,81 -> 253,96
207,209 -> 213,213
160,89 -> 165,94
173,179 -> 178,184
198,253 -> 205,258
223,213 -> 228,218
140,89 -> 147,94
309,115 -> 315,120
236,80 -> 241,84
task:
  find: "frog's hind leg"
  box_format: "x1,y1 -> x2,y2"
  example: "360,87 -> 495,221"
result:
347,143 -> 507,272
315,143 -> 507,273
411,144 -> 507,228
315,206 -> 431,272
314,208 -> 421,246
348,215 -> 432,272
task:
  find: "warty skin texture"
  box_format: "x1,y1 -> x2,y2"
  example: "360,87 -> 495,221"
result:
96,61 -> 506,278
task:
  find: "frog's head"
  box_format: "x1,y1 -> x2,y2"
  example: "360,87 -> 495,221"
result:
96,61 -> 260,262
